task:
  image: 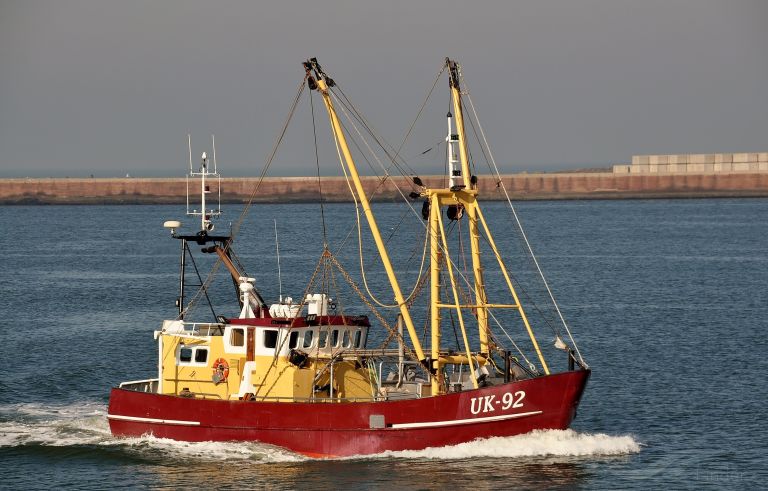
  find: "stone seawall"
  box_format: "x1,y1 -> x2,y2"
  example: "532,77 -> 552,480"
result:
2,172 -> 768,204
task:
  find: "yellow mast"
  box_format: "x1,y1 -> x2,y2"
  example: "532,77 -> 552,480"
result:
447,59 -> 490,355
307,61 -> 426,363
429,194 -> 443,394
427,59 -> 550,385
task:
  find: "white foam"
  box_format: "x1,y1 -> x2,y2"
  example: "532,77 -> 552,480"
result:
104,436 -> 305,463
351,429 -> 641,460
0,402 -> 110,447
0,402 -> 303,463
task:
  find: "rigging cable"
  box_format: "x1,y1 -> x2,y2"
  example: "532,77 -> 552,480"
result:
334,62 -> 562,370
317,64 -> 562,370
180,76 -> 308,318
460,87 -> 563,342
389,64 -> 447,176
334,69 -> 532,364
331,93 -> 438,308
461,76 -> 585,366
310,91 -> 329,246
328,66 -> 533,366
324,94 -> 430,309
325,66 -> 449,270
232,76 -> 308,239
443,223 -> 534,367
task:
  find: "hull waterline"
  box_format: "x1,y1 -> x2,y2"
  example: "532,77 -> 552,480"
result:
108,369 -> 589,457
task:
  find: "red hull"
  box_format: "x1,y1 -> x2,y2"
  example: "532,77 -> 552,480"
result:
108,370 -> 589,457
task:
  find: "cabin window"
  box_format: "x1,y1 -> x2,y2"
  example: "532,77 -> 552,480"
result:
230,328 -> 245,347
319,330 -> 328,348
289,331 -> 299,349
331,329 -> 340,348
263,330 -> 278,349
342,330 -> 351,348
179,348 -> 193,363
303,330 -> 314,348
177,345 -> 209,366
353,330 -> 362,348
195,348 -> 208,363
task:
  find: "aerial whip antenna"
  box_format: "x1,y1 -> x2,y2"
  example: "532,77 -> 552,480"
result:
274,219 -> 283,303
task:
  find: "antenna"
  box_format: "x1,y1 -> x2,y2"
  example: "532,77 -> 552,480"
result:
211,134 -> 217,173
187,134 -> 192,213
274,219 -> 283,303
200,151 -> 207,231
212,134 -> 221,206
187,134 -> 193,174
185,134 -> 222,232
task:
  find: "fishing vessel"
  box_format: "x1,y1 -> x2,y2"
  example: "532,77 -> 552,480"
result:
108,58 -> 590,457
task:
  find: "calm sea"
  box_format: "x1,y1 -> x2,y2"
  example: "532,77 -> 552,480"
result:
1,199 -> 766,489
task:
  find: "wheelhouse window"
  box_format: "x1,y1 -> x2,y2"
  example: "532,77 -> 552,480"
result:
319,330 -> 328,348
303,330 -> 314,348
230,328 -> 245,347
353,330 -> 362,348
263,330 -> 278,349
331,329 -> 340,348
342,330 -> 351,348
289,331 -> 299,349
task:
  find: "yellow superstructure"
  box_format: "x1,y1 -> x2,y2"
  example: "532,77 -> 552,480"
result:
156,320 -> 376,402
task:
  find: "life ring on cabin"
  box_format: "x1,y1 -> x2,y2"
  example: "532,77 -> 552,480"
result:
212,358 -> 229,385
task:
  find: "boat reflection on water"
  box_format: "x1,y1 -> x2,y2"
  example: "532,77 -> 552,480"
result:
142,444 -> 617,490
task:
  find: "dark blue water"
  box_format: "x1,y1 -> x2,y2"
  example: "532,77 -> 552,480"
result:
1,199 -> 766,489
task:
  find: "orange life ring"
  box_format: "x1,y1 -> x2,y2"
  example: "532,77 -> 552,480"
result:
212,358 -> 229,385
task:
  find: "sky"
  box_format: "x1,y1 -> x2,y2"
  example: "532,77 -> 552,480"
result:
1,0 -> 766,177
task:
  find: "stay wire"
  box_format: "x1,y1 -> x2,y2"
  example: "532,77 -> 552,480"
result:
181,76 -> 308,317
332,84 -> 416,179
321,64 -> 548,367
231,76 -> 308,240
461,74 -> 585,365
323,97 -> 429,310
332,65 -> 538,369
310,91 -> 328,246
330,60 -> 446,182
390,64 -> 447,174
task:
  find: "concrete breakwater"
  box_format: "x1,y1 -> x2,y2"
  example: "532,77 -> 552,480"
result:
613,152 -> 768,174
3,172 -> 768,204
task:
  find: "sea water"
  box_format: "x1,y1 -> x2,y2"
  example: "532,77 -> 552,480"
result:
1,199 -> 766,489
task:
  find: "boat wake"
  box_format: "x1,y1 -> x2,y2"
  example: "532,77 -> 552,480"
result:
363,429 -> 641,461
0,402 -> 303,463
